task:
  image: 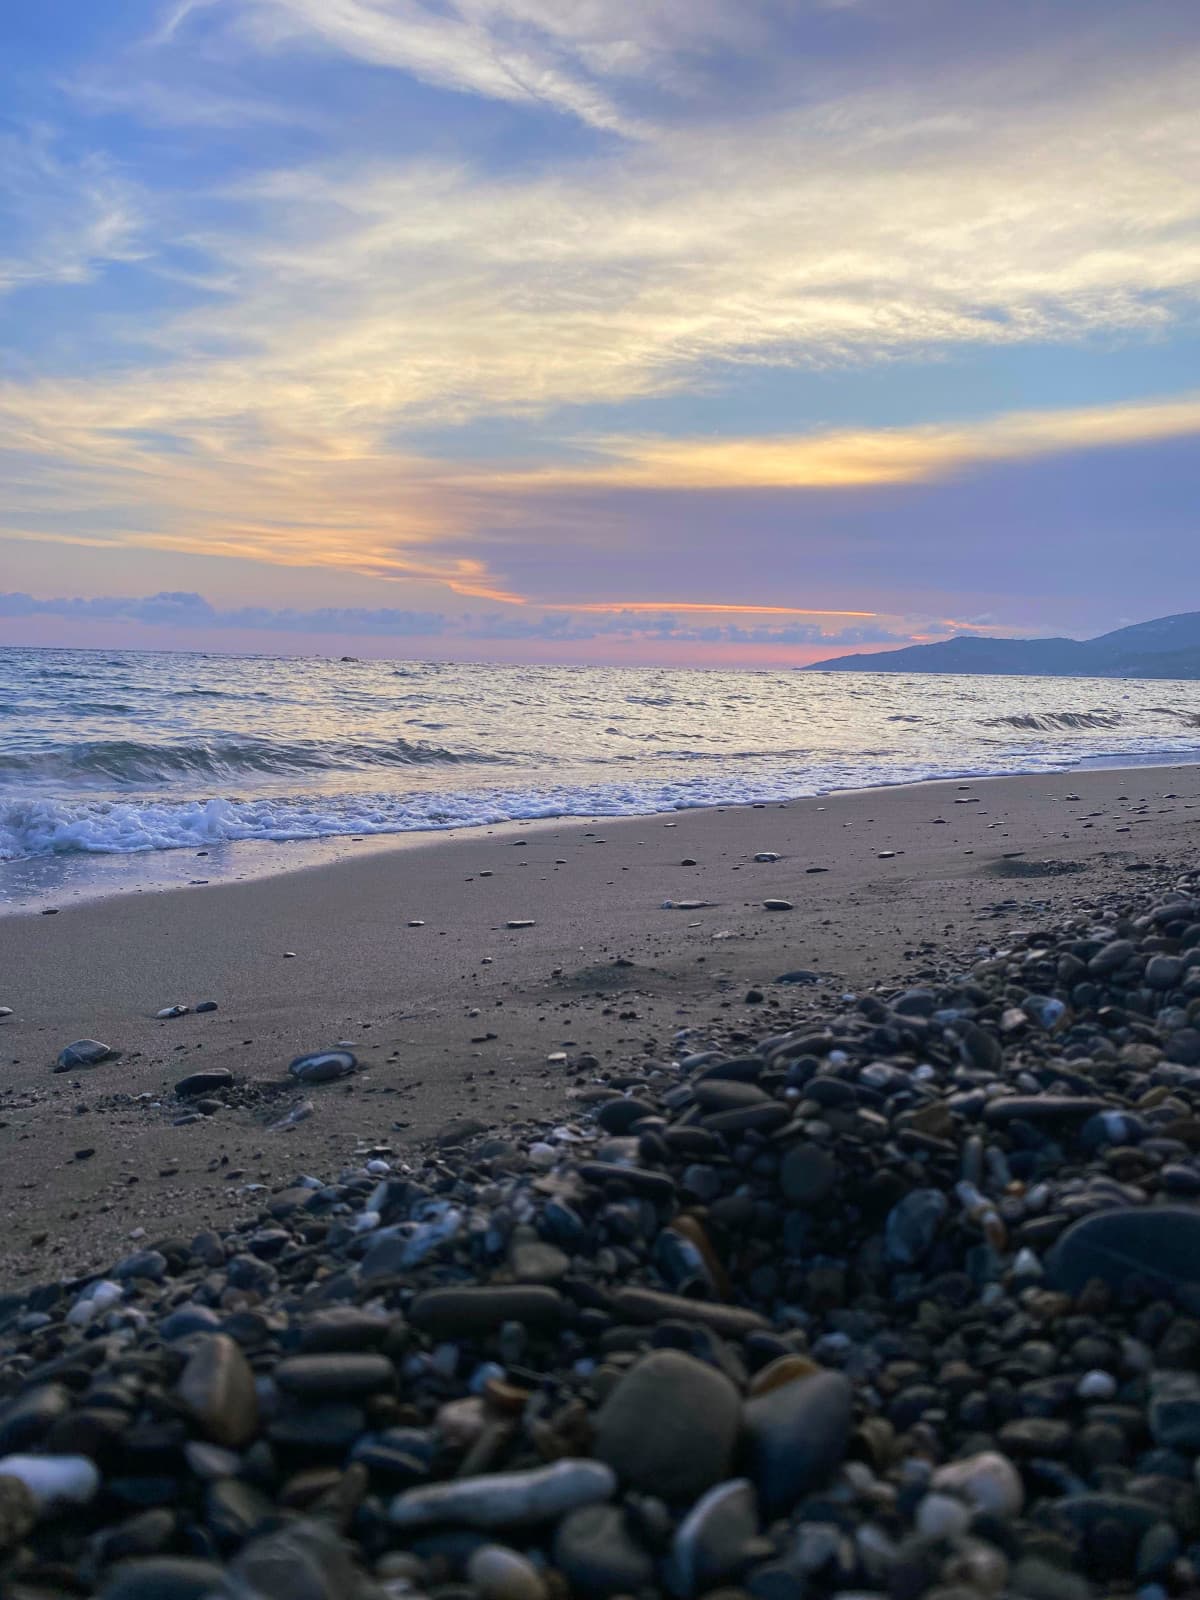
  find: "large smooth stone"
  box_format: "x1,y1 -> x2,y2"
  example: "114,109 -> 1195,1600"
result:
288,1050 -> 356,1084
390,1459 -> 615,1530
931,1451 -> 1024,1518
1046,1206 -> 1200,1294
177,1334 -> 259,1448
467,1543 -> 547,1600
593,1350 -> 740,1504
779,1144 -> 837,1207
742,1371 -> 852,1515
175,1069 -> 234,1098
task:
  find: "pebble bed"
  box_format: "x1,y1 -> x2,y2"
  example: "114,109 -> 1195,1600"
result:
4,869 -> 1200,1599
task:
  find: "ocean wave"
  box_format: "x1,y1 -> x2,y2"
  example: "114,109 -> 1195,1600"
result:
982,711 -> 1123,732
0,735 -> 505,787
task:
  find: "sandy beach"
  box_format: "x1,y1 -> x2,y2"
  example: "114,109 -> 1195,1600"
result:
0,762 -> 1195,1279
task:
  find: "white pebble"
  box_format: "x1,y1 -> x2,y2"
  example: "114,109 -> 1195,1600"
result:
352,1211 -> 381,1233
0,1454 -> 100,1509
66,1280 -> 123,1327
932,1451 -> 1024,1519
366,1158 -> 391,1175
1077,1369 -> 1117,1400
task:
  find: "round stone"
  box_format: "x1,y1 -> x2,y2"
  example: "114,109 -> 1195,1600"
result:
931,1451 -> 1024,1518
1047,1206 -> 1200,1294
593,1350 -> 740,1504
56,1039 -> 116,1070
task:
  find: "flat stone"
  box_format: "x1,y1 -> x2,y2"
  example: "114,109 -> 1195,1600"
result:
984,1095 -> 1112,1126
611,1287 -> 770,1337
593,1350 -> 740,1504
273,1353 -> 396,1399
288,1049 -> 357,1084
762,899 -> 794,911
408,1286 -> 564,1337
177,1333 -> 259,1448
1047,1206 -> 1200,1294
743,1370 -> 853,1515
390,1459 -> 615,1530
595,1098 -> 658,1134
231,1519 -> 362,1600
175,1069 -> 234,1098
553,1503 -> 657,1598
55,1039 -> 116,1070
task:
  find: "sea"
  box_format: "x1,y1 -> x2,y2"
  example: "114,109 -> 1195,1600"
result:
2,646 -> 1198,909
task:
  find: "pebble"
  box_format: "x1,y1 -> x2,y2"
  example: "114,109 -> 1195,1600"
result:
288,1049 -> 357,1084
1048,1206 -> 1200,1293
594,1350 -> 741,1503
55,1038 -> 116,1070
155,1005 -> 189,1019
762,899 -> 794,911
553,1503 -> 657,1598
931,1451 -> 1024,1518
175,1068 -> 234,1098
743,1370 -> 852,1514
0,1453 -> 100,1509
177,1333 -> 259,1448
467,1544 -> 547,1600
99,1558 -> 228,1600
671,1477 -> 759,1598
390,1459 -> 616,1529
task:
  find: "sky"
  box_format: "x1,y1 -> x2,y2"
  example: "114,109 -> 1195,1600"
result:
1,0 -> 1199,666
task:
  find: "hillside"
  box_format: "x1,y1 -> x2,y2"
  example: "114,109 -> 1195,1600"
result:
810,611 -> 1200,678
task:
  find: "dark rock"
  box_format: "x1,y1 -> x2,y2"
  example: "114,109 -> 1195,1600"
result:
743,1370 -> 853,1515
593,1350 -> 740,1503
175,1069 -> 234,1098
274,1354 -> 396,1399
554,1504 -> 657,1598
1047,1206 -> 1200,1295
408,1286 -> 564,1337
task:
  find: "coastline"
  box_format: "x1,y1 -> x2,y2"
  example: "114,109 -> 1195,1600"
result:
0,760 -> 1197,1278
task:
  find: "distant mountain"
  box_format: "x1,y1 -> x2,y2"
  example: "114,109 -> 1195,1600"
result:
809,612 -> 1200,679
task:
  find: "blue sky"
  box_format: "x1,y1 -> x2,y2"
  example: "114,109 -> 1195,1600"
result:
2,0 -> 1199,664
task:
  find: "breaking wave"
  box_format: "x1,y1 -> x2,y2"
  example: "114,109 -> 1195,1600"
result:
982,711 -> 1124,732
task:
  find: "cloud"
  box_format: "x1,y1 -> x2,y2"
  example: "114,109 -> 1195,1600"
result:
0,588 -> 906,648
0,126 -> 143,295
526,393 -> 1200,489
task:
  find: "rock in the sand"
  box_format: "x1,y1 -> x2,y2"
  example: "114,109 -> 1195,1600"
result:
553,1504 -> 657,1598
467,1544 -> 547,1600
177,1333 -> 259,1448
931,1451 -> 1024,1518
390,1459 -> 615,1530
155,1004 -> 189,1019
593,1349 -> 740,1503
55,1038 -> 116,1070
754,851 -> 780,862
506,918 -> 536,929
742,1370 -> 852,1515
762,898 -> 794,911
100,1557 -> 228,1600
670,1478 -> 759,1598
780,1143 -> 837,1207
1047,1206 -> 1200,1294
194,1000 -> 218,1013
175,1068 -> 233,1098
288,1049 -> 356,1084
0,1453 -> 99,1509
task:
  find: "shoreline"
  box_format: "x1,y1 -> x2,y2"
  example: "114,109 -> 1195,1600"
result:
1,761 -> 1197,1277
3,752 -> 1198,917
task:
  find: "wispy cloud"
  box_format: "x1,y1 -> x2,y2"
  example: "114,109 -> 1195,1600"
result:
0,126 -> 143,295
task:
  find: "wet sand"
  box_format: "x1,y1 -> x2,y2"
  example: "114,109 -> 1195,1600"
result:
1,763 -> 1196,1279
